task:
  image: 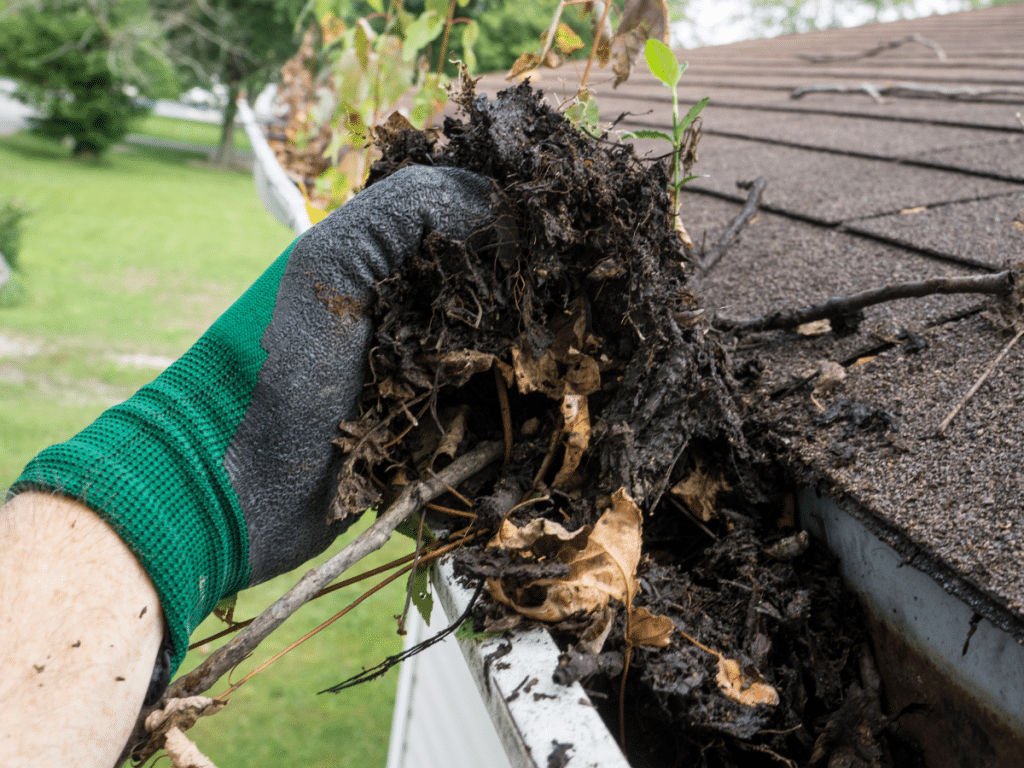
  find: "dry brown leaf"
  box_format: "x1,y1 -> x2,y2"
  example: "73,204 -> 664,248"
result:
551,394 -> 592,490
487,489 -> 643,622
715,657 -> 780,708
489,517 -> 592,556
813,360 -> 846,395
576,605 -> 616,654
611,0 -> 670,87
431,405 -> 469,470
508,51 -> 541,80
627,605 -> 674,648
670,461 -> 729,522
511,298 -> 601,399
676,216 -> 694,248
796,319 -> 831,336
435,348 -> 498,387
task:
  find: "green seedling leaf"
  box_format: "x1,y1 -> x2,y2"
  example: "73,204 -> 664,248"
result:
213,594 -> 238,626
455,619 -> 502,641
410,566 -> 433,625
403,10 -> 445,62
675,96 -> 710,140
621,128 -> 673,142
564,89 -> 600,133
645,38 -> 680,87
672,174 -> 709,192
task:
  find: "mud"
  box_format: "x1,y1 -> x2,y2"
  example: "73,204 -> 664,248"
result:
333,80 -> 917,767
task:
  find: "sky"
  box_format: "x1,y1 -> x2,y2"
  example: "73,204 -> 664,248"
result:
670,0 -> 979,48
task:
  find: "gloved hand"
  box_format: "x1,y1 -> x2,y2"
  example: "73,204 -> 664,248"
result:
11,165 -> 496,676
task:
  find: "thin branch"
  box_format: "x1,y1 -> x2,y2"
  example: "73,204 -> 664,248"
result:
162,440 -> 502,702
697,177 -> 767,277
937,327 -> 1024,435
1016,112 -> 1024,132
716,271 -> 1015,335
792,81 -> 1024,103
796,33 -> 946,64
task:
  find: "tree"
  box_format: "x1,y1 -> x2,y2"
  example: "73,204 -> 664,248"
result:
156,0 -> 303,166
0,0 -> 178,157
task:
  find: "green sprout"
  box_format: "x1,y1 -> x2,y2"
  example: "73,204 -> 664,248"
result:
624,39 -> 709,225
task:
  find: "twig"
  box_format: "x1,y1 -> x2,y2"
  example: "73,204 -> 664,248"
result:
792,82 -> 1024,103
796,33 -> 946,63
163,440 -> 502,701
698,178 -> 767,277
495,367 -> 513,464
716,270 -> 1014,335
1016,112 -> 1024,131
937,327 -> 1024,435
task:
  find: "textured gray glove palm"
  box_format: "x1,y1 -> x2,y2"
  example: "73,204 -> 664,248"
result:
227,165 -> 497,583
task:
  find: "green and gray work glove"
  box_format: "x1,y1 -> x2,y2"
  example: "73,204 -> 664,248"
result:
11,166 -> 496,683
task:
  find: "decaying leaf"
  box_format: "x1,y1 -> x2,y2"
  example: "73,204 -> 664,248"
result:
487,489 -> 643,622
796,319 -> 831,336
576,605 -> 617,654
626,605 -> 674,648
611,0 -> 670,87
715,657 -> 780,708
511,298 -> 602,399
551,393 -> 592,490
670,460 -> 730,522
813,360 -> 846,395
508,51 -> 541,80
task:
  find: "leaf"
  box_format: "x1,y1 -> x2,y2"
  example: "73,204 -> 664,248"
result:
621,128 -> 672,142
507,51 -> 541,80
644,38 -> 679,88
551,393 -> 591,490
796,319 -> 831,336
213,594 -> 238,626
670,460 -> 729,522
612,0 -> 670,87
460,19 -> 480,73
410,566 -> 433,625
455,619 -> 503,641
555,22 -> 585,56
306,201 -> 329,225
715,657 -> 780,707
402,10 -> 445,62
627,606 -> 674,648
675,96 -> 709,139
487,489 -> 643,622
564,89 -> 600,134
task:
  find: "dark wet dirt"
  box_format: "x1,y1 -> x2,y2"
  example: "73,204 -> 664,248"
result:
335,80 -> 940,767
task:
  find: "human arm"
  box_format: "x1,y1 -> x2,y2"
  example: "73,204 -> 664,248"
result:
0,492 -> 164,767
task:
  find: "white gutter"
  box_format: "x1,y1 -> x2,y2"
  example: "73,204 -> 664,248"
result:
237,99 -> 312,236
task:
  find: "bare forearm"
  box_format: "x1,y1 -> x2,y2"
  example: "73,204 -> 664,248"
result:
0,492 -> 164,767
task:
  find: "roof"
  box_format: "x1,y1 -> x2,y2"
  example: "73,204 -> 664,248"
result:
474,3 -> 1024,636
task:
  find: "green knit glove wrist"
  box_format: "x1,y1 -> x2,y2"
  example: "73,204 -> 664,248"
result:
11,242 -> 295,672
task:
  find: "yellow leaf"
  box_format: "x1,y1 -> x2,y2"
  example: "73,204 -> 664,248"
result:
715,657 -> 780,708
555,22 -> 585,56
305,200 -> 329,225
627,606 -> 674,648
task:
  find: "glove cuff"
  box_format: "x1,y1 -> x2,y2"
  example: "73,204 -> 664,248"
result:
9,242 -> 296,672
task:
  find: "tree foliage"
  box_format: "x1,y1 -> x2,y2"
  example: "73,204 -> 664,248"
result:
0,0 -> 177,156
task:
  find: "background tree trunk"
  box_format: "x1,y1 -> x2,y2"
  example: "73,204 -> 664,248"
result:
215,79 -> 241,167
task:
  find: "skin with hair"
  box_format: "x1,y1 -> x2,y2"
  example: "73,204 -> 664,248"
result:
0,492 -> 163,767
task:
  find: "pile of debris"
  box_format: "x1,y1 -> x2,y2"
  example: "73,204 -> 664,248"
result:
333,79 -> 920,767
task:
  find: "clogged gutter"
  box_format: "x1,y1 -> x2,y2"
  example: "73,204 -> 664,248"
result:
312,79 -> 925,767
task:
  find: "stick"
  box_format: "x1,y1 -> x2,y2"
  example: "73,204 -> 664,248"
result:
792,82 -> 1024,102
164,440 -> 502,701
796,33 -> 946,64
698,178 -> 767,276
937,328 -> 1024,435
716,270 -> 1014,335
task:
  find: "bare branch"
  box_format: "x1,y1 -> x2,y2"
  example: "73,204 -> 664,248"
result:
937,327 -> 1024,435
697,177 -> 767,277
716,271 -> 1015,335
792,81 -> 1024,103
163,440 -> 502,701
796,33 -> 946,64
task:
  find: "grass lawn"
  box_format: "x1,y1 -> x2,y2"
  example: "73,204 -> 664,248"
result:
132,113 -> 251,152
0,129 -> 407,766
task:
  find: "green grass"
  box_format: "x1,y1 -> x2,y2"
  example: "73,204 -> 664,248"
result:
132,113 -> 251,153
0,129 -> 407,766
